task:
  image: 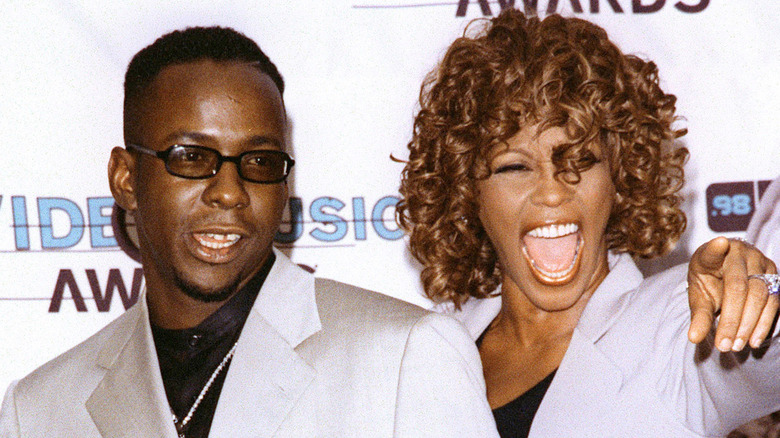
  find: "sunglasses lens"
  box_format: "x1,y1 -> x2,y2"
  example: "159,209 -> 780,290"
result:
166,146 -> 219,178
240,151 -> 289,183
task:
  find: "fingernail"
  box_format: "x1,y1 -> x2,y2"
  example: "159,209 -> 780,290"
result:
718,338 -> 733,352
732,338 -> 745,351
750,336 -> 762,349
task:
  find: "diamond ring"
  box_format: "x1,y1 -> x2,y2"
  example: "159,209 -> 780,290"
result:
748,274 -> 780,295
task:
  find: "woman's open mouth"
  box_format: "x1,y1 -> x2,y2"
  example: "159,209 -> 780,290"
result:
521,222 -> 583,285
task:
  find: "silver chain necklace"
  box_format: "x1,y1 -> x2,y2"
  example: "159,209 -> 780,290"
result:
171,341 -> 239,438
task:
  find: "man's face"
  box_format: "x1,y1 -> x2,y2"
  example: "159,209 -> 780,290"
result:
115,60 -> 287,303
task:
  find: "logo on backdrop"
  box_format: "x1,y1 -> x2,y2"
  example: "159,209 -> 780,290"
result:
454,0 -> 709,16
0,194 -> 403,313
706,179 -> 773,233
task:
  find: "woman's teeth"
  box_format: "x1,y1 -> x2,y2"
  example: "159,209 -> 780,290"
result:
525,223 -> 579,238
522,223 -> 582,283
526,245 -> 580,278
194,233 -> 241,249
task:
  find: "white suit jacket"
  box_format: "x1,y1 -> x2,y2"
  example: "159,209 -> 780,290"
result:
449,253 -> 780,437
0,249 -> 498,437
747,174 -> 780,262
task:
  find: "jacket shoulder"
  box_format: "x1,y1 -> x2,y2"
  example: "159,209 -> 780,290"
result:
313,278 -> 429,324
309,278 -> 472,364
639,263 -> 688,293
12,303 -> 141,402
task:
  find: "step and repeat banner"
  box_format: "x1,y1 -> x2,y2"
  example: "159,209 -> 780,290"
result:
1,0 -> 778,392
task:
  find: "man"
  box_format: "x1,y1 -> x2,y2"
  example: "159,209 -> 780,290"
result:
0,27 -> 497,437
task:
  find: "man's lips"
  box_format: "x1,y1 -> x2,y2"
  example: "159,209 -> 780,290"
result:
192,232 -> 241,249
188,228 -> 248,264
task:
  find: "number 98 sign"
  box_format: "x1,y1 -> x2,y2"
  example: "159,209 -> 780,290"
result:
706,180 -> 772,232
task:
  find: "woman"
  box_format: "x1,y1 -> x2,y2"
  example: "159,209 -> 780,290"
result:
398,10 -> 779,437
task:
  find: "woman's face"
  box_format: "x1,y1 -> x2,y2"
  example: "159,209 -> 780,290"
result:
476,125 -> 615,312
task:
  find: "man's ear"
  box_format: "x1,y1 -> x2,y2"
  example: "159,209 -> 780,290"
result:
108,147 -> 138,211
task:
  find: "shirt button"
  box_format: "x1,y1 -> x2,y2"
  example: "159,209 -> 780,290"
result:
189,334 -> 201,347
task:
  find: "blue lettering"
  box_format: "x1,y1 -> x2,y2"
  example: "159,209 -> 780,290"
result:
310,197 -> 348,242
11,196 -> 30,250
87,197 -> 117,248
38,198 -> 84,249
352,197 -> 367,241
275,197 -> 304,244
371,196 -> 403,240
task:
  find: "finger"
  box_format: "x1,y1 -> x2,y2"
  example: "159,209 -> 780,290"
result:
690,237 -> 730,274
688,284 -> 717,344
714,246 -> 749,352
750,295 -> 780,348
729,248 -> 772,350
688,303 -> 716,343
749,262 -> 779,348
732,275 -> 770,351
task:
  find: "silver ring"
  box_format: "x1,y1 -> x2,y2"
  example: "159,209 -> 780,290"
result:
748,274 -> 780,295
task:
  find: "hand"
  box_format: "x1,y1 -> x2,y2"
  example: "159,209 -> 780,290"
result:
687,236 -> 779,352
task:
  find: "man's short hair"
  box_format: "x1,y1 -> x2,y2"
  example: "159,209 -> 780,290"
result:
123,26 -> 284,126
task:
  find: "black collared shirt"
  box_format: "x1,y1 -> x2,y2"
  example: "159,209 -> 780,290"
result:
151,253 -> 275,438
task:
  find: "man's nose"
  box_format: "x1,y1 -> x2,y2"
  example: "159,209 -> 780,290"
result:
201,162 -> 250,209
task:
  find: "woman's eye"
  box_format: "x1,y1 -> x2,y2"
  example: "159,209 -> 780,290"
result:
494,163 -> 529,174
578,153 -> 601,170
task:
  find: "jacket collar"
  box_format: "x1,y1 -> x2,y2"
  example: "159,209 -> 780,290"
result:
451,252 -> 645,343
251,248 -> 322,347
575,252 -> 644,342
86,248 -> 321,437
86,293 -> 179,437
529,253 -> 644,436
205,248 -> 320,436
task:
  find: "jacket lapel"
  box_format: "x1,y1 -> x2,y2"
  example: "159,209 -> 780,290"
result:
528,327 -> 623,437
209,249 -> 320,437
86,296 -> 178,438
529,253 -> 645,437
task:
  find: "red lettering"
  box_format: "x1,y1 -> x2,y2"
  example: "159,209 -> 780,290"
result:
87,268 -> 143,312
49,269 -> 87,312
675,0 -> 708,13
633,0 -> 665,13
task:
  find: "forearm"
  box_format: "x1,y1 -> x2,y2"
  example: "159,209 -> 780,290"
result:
658,279 -> 780,435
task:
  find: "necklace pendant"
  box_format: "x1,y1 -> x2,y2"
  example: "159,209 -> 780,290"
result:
172,415 -> 185,435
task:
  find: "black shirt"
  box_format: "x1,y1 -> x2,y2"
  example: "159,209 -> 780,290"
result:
151,253 -> 275,438
477,329 -> 557,438
491,369 -> 556,438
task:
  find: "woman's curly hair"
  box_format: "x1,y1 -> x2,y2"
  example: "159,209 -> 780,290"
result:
397,9 -> 689,308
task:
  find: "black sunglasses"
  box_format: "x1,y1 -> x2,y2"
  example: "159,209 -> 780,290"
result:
126,143 -> 295,184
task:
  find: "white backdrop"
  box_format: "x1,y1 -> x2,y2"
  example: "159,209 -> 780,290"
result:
1,0 -> 778,393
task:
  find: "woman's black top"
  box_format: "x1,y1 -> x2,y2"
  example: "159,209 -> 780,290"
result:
477,330 -> 557,438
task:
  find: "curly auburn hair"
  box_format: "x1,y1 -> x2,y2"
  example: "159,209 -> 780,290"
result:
397,9 -> 689,308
